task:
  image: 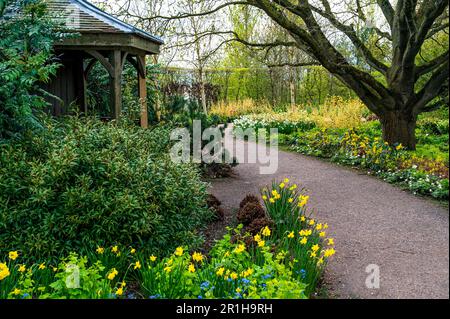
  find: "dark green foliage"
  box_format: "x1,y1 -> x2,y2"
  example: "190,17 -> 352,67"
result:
0,116 -> 213,262
0,0 -> 63,139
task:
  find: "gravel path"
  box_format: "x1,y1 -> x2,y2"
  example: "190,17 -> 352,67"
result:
209,131 -> 449,299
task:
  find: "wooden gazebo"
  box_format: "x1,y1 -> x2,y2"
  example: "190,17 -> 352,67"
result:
43,0 -> 164,128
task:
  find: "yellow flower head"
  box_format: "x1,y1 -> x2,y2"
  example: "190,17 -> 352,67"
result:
0,263 -> 10,281
300,237 -> 308,245
236,287 -> 242,293
254,234 -> 261,243
107,268 -> 118,280
289,184 -> 298,191
324,248 -> 336,258
12,288 -> 21,296
230,272 -> 238,280
288,198 -> 294,203
96,247 -> 105,254
175,247 -> 184,256
164,266 -> 172,273
300,216 -> 306,222
396,144 -> 403,151
133,261 -> 141,270
271,190 -> 278,197
234,244 -> 246,254
258,240 -> 265,248
269,198 -> 275,203
279,183 -> 285,189
52,266 -> 58,272
316,223 -> 323,231
299,229 -> 306,236
150,255 -> 157,262
309,219 -> 315,226
120,281 -> 126,288
310,252 -> 317,258
216,267 -> 225,276
262,195 -> 268,201
116,287 -> 124,296
130,248 -> 136,254
319,231 -> 326,238
312,244 -> 320,252
243,268 -> 254,277
327,238 -> 335,246
224,251 -> 230,257
262,226 -> 271,237
188,263 -> 196,273
323,223 -> 329,229
8,251 -> 19,261
111,246 -> 119,253
38,263 -> 46,270
284,178 -> 290,183
192,252 -> 204,263
317,257 -> 324,265
288,231 -> 295,239
18,265 -> 26,273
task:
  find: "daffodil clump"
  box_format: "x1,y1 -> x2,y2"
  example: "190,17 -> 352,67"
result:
261,179 -> 336,296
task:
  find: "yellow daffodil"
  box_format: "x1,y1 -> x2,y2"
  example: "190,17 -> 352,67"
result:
316,224 -> 323,231
298,195 -> 310,208
310,252 -> 317,258
312,244 -> 320,252
269,198 -> 275,203
8,251 -> 19,261
188,263 -> 196,273
38,263 -> 46,270
271,190 -> 278,196
324,248 -> 336,258
120,281 -> 126,288
236,287 -> 242,293
164,266 -> 172,273
12,288 -> 21,296
323,223 -> 329,229
216,267 -> 225,276
116,287 -> 124,296
175,247 -> 184,256
224,251 -> 230,257
192,252 -> 204,263
18,264 -> 26,273
308,219 -> 315,226
300,237 -> 308,245
279,183 -> 285,189
262,226 -> 271,237
111,246 -> 119,254
262,195 -> 268,200
317,258 -> 324,265
230,272 -> 238,280
96,247 -> 105,254
0,263 -> 10,281
130,248 -> 136,254
289,184 -> 298,191
107,268 -> 118,280
254,234 -> 261,242
243,268 -> 254,277
288,231 -> 295,239
288,198 -> 294,203
258,240 -> 265,248
327,238 -> 334,246
234,244 -> 246,254
133,261 -> 141,270
52,266 -> 58,272
396,144 -> 403,151
284,178 -> 290,183
300,216 -> 306,222
150,255 -> 157,262
319,231 -> 326,237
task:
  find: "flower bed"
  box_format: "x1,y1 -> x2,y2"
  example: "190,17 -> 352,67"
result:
0,179 -> 335,299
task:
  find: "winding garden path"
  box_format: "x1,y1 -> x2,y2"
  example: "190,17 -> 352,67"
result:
209,130 -> 449,299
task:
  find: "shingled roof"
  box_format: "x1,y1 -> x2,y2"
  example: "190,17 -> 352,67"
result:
48,0 -> 164,54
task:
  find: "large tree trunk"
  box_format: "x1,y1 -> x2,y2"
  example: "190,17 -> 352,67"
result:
379,110 -> 417,150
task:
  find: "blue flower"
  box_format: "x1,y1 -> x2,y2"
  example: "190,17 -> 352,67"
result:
262,274 -> 272,280
149,294 -> 161,299
200,281 -> 210,290
21,293 -> 30,299
242,278 -> 250,285
198,295 -> 203,299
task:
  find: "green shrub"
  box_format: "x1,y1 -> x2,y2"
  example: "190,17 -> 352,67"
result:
0,116 -> 213,262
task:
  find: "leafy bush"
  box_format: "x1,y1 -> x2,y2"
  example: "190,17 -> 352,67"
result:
0,116 -> 213,261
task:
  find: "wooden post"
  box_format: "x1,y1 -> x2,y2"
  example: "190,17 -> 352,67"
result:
137,55 -> 148,128
110,50 -> 123,120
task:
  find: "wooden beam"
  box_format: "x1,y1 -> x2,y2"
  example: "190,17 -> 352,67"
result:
110,50 -> 123,120
85,50 -> 114,77
137,55 -> 148,128
153,55 -> 161,122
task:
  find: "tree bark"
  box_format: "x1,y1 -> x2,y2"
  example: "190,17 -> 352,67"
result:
379,110 -> 417,150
